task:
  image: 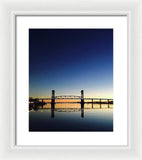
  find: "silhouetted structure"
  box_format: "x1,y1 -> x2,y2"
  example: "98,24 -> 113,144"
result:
51,90 -> 55,109
92,99 -> 93,108
30,90 -> 113,109
81,90 -> 84,108
100,99 -> 101,108
108,99 -> 110,108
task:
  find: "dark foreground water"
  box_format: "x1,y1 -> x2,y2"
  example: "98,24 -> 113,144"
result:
29,104 -> 113,132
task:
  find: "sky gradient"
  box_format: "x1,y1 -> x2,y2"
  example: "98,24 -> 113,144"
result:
29,29 -> 113,98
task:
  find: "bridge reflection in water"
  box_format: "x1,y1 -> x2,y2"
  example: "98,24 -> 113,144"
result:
29,102 -> 113,131
30,103 -> 113,118
29,90 -> 113,119
30,105 -> 86,118
50,108 -> 85,118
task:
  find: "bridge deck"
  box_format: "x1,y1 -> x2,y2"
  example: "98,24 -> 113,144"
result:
30,98 -> 113,100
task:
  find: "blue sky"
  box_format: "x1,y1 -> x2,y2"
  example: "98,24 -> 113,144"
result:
29,29 -> 113,98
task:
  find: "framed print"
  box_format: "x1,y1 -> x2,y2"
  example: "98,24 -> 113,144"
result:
15,15 -> 128,146
0,0 -> 142,159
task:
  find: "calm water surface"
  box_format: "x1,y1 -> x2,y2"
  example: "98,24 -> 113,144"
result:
29,103 -> 113,132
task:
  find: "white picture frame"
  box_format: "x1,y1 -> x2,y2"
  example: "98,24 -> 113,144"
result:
0,0 -> 142,159
16,15 -> 128,146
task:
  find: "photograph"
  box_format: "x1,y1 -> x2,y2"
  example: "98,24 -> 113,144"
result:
1,0 -> 142,157
29,28 -> 113,132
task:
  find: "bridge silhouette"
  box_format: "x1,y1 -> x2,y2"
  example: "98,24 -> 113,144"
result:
29,90 -> 113,109
55,95 -> 81,99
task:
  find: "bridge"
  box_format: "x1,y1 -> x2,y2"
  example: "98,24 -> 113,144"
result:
29,90 -> 113,109
55,95 -> 81,99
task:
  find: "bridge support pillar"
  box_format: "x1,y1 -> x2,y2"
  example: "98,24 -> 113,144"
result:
51,90 -> 55,109
34,99 -> 37,104
100,99 -> 101,108
92,99 -> 93,108
81,90 -> 84,108
42,99 -> 44,109
34,99 -> 37,108
108,99 -> 110,108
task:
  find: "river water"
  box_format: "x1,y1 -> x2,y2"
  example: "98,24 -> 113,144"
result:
29,103 -> 113,132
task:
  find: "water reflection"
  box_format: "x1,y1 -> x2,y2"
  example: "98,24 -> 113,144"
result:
51,108 -> 85,118
31,102 -> 112,110
81,108 -> 84,118
29,103 -> 113,132
51,108 -> 54,118
32,105 -> 85,118
30,103 -> 113,118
